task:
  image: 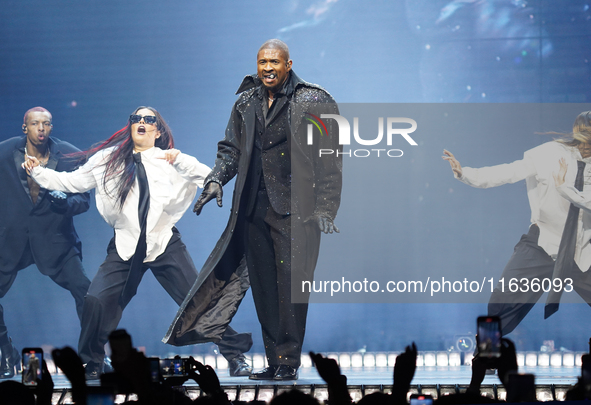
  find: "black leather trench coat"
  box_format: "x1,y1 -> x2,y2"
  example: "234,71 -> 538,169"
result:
164,71 -> 342,346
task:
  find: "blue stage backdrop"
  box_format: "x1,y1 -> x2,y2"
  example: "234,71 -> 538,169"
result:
1,0 -> 591,357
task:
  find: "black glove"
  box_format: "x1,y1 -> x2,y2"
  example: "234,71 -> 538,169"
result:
48,190 -> 68,210
193,182 -> 223,215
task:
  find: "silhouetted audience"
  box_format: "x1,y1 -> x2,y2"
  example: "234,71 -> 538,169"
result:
9,327 -> 591,404
270,389 -> 321,405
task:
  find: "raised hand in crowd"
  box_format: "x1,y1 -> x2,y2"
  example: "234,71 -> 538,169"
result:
36,360 -> 55,405
309,351 -> 352,405
497,338 -> 518,386
392,342 -> 417,404
466,354 -> 487,395
185,356 -> 229,404
52,347 -> 86,405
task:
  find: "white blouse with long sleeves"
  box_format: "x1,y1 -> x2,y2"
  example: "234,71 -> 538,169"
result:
458,141 -> 591,272
30,146 -> 210,262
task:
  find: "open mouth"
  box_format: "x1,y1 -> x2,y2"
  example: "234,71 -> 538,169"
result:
137,125 -> 146,135
264,73 -> 277,82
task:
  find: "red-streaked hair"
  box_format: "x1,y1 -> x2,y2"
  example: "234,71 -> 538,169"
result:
71,106 -> 174,209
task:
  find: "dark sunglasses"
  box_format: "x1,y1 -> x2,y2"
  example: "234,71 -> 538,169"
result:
130,114 -> 157,125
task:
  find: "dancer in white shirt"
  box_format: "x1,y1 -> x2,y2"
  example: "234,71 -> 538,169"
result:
443,111 -> 591,335
24,106 -> 253,378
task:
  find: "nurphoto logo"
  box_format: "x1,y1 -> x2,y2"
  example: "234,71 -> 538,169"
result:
306,113 -> 418,157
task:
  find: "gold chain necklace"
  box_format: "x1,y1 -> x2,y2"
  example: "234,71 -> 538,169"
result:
24,145 -> 50,168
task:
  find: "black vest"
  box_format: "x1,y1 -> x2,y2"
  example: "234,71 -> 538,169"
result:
244,95 -> 291,216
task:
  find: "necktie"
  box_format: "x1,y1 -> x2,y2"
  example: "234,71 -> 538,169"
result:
545,160 -> 586,318
120,153 -> 150,305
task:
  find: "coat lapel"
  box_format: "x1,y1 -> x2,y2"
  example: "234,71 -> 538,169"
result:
12,142 -> 33,204
265,95 -> 288,125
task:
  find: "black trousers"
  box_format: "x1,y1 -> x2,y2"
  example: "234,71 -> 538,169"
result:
78,228 -> 250,364
488,224 -> 591,335
245,189 -> 321,368
0,242 -> 90,346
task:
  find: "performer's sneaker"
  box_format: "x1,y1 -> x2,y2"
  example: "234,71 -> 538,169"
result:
229,356 -> 252,377
84,361 -> 102,380
273,365 -> 298,381
249,365 -> 278,380
0,339 -> 20,379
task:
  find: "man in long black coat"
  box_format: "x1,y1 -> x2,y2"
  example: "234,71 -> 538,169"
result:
0,107 -> 90,378
165,39 -> 342,381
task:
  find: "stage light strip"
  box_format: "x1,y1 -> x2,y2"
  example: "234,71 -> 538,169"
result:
191,350 -> 586,371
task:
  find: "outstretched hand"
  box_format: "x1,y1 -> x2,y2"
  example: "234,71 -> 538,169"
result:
193,182 -> 223,215
442,149 -> 463,178
306,214 -> 340,234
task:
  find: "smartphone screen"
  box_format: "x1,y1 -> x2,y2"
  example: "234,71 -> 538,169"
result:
159,358 -> 186,377
22,348 -> 43,386
477,316 -> 502,358
410,394 -> 433,405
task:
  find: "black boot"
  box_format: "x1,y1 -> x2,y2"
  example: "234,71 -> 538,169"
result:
0,339 -> 20,379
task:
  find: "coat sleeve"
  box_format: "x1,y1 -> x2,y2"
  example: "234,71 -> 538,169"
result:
205,101 -> 243,187
308,94 -> 343,220
58,192 -> 91,217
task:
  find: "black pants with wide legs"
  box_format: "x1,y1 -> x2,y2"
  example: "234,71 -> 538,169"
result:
488,224 -> 591,335
78,228 -> 251,365
0,242 -> 89,346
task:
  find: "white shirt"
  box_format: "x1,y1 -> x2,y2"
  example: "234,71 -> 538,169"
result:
31,146 -> 210,262
458,141 -> 591,272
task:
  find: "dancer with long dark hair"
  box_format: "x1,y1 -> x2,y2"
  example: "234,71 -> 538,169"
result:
24,106 -> 252,378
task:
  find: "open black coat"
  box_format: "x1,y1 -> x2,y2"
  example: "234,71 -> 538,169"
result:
0,136 -> 90,275
164,71 -> 342,345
